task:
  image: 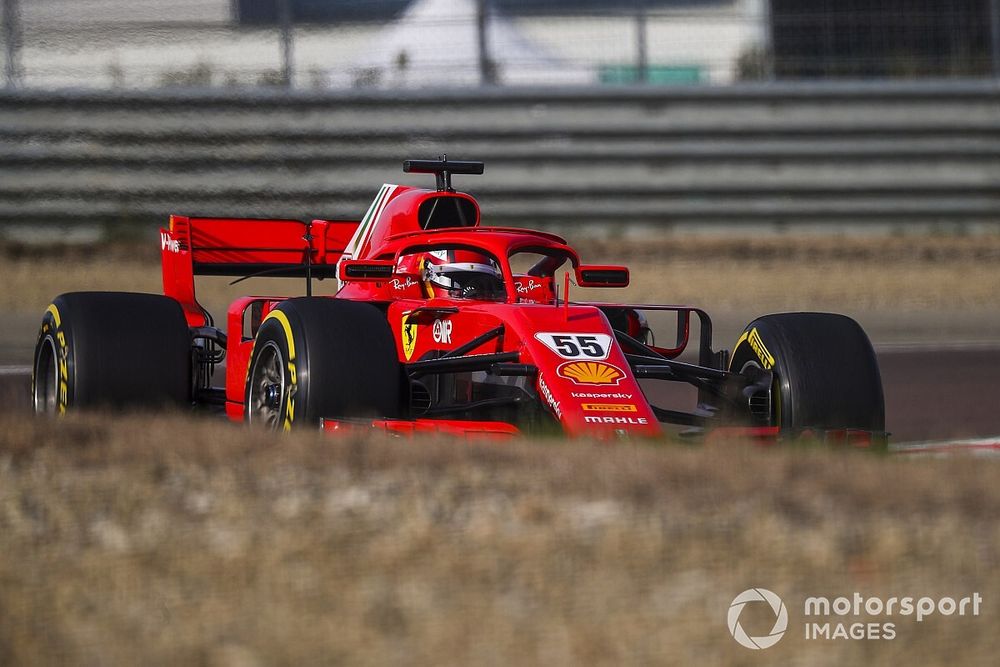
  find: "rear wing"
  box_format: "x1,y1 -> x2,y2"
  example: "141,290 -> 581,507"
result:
161,215 -> 360,326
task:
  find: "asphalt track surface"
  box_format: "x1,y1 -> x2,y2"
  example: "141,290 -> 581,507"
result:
1,346 -> 997,444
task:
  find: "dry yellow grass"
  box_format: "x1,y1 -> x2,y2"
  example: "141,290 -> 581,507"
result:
580,234 -> 1000,312
3,234 -> 1000,318
1,413 -> 998,665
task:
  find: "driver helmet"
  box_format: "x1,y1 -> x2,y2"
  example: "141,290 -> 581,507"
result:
423,253 -> 505,301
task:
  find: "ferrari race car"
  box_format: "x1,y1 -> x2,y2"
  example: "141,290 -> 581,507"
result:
31,159 -> 885,443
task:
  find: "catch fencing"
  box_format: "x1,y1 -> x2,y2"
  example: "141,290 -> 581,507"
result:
4,1 -> 1000,90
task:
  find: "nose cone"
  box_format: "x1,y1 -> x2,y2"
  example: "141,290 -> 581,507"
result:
538,364 -> 661,439
516,310 -> 661,439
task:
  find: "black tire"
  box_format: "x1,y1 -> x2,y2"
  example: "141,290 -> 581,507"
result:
729,313 -> 884,433
244,298 -> 401,429
32,292 -> 191,414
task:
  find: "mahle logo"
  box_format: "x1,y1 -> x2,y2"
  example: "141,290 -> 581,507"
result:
728,588 -> 788,650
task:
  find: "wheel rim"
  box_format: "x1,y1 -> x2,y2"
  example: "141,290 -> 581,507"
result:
33,336 -> 59,415
739,359 -> 781,427
248,341 -> 286,429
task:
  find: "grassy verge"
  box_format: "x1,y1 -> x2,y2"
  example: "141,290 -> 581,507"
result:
1,413 -> 997,665
2,235 -> 999,318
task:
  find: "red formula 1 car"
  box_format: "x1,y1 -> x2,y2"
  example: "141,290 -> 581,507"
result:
31,159 -> 885,443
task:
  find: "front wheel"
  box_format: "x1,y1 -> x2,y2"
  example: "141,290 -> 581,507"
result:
245,298 -> 402,430
729,312 -> 884,434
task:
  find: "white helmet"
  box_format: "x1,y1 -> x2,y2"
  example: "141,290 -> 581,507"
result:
424,261 -> 505,300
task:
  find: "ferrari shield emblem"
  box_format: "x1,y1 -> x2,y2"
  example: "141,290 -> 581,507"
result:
402,314 -> 418,360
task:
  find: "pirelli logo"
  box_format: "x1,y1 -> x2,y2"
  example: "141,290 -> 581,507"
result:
582,403 -> 637,413
747,327 -> 775,369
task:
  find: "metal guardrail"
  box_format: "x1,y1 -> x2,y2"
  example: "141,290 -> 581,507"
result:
0,82 -> 998,230
2,80 -> 999,104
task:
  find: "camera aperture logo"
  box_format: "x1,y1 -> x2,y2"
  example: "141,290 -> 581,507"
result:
728,588 -> 788,650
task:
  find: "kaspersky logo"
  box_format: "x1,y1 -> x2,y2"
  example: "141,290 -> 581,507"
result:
728,588 -> 788,650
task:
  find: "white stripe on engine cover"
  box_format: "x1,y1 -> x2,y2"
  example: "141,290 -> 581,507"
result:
337,183 -> 397,289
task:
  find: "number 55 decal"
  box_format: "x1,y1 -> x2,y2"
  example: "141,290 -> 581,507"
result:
534,333 -> 612,360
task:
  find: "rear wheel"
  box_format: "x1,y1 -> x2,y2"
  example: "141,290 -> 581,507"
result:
32,292 -> 192,414
729,312 -> 884,433
245,298 -> 402,429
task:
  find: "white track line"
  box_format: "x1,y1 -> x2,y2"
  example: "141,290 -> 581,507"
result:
891,437 -> 1000,456
0,365 -> 31,376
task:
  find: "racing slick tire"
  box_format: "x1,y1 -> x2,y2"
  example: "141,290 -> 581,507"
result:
244,298 -> 401,430
729,312 -> 884,434
32,292 -> 192,414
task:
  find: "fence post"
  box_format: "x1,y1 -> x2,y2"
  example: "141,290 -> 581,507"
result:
477,0 -> 496,85
991,0 -> 1000,79
2,0 -> 22,89
760,0 -> 775,80
636,0 -> 648,83
278,0 -> 293,87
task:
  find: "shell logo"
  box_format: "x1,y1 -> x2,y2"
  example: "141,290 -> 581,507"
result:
557,361 -> 626,386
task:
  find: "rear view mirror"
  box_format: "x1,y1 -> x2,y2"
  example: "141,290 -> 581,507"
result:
338,259 -> 396,282
575,265 -> 629,288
